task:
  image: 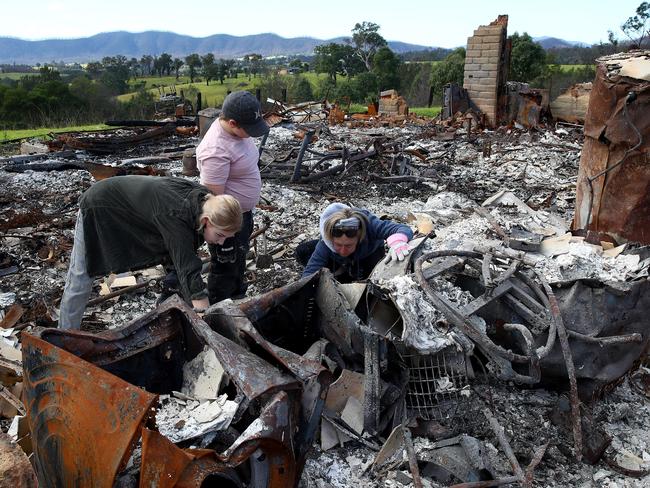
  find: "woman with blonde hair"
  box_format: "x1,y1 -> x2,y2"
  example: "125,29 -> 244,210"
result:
297,203 -> 413,282
58,175 -> 242,330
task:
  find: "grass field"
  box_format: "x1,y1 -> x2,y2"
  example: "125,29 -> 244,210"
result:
0,72 -> 38,81
120,74 -> 257,107
410,106 -> 441,117
128,75 -> 191,89
556,64 -> 594,71
0,124 -> 110,142
121,72 -> 330,107
348,104 -> 439,117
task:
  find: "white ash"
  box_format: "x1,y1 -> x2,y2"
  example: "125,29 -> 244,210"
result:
592,378 -> 650,487
2,167 -> 91,194
301,447 -> 376,488
155,393 -> 238,444
422,191 -> 477,222
0,292 -> 16,308
377,274 -> 479,354
430,212 -> 497,252
417,192 -> 647,285
534,243 -> 645,284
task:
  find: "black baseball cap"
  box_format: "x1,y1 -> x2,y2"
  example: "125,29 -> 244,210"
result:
222,91 -> 269,137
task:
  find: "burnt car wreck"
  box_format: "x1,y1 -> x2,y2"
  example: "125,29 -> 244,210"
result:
14,234 -> 650,486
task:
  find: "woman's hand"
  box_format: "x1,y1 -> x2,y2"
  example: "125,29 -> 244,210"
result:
383,233 -> 411,263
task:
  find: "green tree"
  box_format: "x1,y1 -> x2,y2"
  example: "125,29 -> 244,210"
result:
127,57 -> 139,80
222,59 -> 236,79
430,47 -> 466,104
256,73 -> 287,102
509,33 -> 546,82
158,53 -> 173,76
201,53 -> 217,85
314,43 -> 362,83
185,54 -> 202,83
372,46 -> 400,90
70,75 -> 114,118
119,89 -> 156,120
244,53 -> 263,78
216,59 -> 229,84
288,75 -> 314,102
289,58 -> 305,73
339,44 -> 365,78
1,87 -> 30,127
86,61 -> 103,79
350,21 -> 387,71
100,55 -> 130,95
351,72 -> 379,102
172,58 -> 184,80
314,43 -> 343,83
621,1 -> 650,47
140,55 -> 153,75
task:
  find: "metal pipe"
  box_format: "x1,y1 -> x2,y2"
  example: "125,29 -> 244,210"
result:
483,408 -> 525,480
290,130 -> 315,182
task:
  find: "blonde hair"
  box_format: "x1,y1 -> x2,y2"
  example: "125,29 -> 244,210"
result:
323,208 -> 368,242
199,194 -> 242,233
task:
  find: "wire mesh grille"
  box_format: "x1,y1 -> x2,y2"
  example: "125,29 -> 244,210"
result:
400,345 -> 472,423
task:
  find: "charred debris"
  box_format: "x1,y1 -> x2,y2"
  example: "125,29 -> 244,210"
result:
1,23 -> 650,488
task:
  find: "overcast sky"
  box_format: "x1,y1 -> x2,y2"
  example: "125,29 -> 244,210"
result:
3,0 -> 640,48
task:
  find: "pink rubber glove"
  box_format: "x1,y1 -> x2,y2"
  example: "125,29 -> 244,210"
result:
384,233 -> 410,263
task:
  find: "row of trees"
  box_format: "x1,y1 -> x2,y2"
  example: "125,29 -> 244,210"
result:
83,53 -> 270,94
311,22 -> 400,103
0,66 -> 155,129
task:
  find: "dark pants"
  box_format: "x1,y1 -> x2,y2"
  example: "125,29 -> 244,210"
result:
208,210 -> 253,303
296,239 -> 385,283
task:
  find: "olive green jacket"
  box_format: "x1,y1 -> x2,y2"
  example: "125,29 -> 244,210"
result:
80,176 -> 210,301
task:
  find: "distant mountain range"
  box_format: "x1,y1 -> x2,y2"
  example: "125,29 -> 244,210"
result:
0,31 -> 435,64
0,31 -> 591,65
533,36 -> 588,49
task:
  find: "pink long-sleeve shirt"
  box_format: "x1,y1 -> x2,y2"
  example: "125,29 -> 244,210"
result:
196,121 -> 261,212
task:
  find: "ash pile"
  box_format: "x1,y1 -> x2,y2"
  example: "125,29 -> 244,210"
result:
2,56 -> 650,488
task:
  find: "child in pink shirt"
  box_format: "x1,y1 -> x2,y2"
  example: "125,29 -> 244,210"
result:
195,90 -> 269,303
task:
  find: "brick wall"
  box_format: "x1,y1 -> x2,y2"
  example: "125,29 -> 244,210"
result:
463,17 -> 508,127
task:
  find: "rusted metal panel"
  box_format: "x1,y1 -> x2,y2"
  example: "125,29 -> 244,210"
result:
574,53 -> 650,244
21,333 -> 158,487
139,428 -> 196,487
38,297 -> 300,401
140,429 -> 243,488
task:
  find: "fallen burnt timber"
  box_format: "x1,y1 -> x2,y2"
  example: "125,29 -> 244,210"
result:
2,66 -> 650,488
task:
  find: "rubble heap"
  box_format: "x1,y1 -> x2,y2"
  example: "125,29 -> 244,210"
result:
1,99 -> 649,487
